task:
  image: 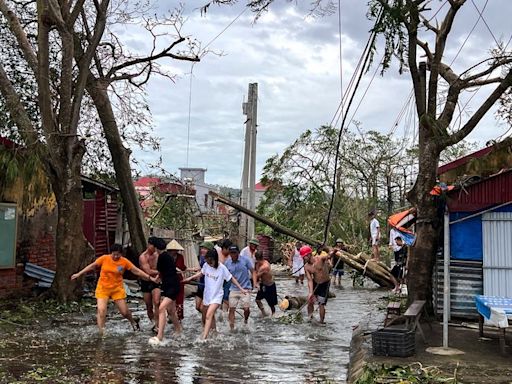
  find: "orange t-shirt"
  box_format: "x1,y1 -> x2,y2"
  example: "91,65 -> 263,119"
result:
95,255 -> 134,291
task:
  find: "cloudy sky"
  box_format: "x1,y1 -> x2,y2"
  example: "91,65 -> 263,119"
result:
125,0 -> 512,187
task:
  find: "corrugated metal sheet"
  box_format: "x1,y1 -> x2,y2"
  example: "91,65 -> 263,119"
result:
447,169 -> 512,212
433,255 -> 482,319
482,212 -> 512,297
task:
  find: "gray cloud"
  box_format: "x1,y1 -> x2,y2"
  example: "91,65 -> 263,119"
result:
129,0 -> 512,187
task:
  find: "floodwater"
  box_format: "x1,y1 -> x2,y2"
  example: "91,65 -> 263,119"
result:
0,277 -> 384,384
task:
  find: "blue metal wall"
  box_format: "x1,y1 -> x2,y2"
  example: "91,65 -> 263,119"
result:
450,205 -> 512,261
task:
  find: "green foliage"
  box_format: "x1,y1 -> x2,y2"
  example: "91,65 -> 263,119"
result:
355,363 -> 458,384
150,190 -> 198,232
256,125 -> 416,245
0,145 -> 51,209
367,0 -> 409,74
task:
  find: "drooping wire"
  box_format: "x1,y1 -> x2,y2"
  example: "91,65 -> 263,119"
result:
184,6 -> 249,167
322,7 -> 384,246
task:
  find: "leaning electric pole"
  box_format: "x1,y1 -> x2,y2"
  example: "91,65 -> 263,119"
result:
240,83 -> 258,243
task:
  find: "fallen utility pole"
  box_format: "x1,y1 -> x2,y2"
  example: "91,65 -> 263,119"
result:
210,191 -> 395,288
211,191 -> 322,247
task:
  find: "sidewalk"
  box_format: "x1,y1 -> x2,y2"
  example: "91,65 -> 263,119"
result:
369,321 -> 512,383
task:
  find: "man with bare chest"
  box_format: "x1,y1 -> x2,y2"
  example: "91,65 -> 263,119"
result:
301,245 -> 331,324
254,252 -> 278,317
139,237 -> 161,330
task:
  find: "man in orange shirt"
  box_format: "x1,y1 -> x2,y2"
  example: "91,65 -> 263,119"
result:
71,243 -> 158,336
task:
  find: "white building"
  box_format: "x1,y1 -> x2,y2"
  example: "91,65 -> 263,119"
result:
179,168 -> 220,213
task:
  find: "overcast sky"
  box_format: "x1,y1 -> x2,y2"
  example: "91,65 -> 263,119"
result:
125,0 -> 512,188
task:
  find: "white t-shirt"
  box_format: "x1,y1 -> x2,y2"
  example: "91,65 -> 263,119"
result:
201,262 -> 232,306
370,218 -> 380,241
240,246 -> 256,266
389,228 -> 401,252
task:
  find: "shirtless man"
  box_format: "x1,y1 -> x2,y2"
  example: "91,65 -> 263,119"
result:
254,252 -> 278,317
139,237 -> 161,330
301,245 -> 331,324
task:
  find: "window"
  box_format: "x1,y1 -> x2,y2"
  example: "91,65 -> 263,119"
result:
0,203 -> 17,268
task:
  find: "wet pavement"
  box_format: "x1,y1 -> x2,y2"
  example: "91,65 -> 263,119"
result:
0,277 -> 384,383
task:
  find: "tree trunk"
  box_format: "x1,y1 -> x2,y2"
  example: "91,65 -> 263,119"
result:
406,140 -> 441,309
87,80 -> 147,256
47,142 -> 88,301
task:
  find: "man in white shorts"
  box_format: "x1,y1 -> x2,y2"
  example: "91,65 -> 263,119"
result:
224,245 -> 257,330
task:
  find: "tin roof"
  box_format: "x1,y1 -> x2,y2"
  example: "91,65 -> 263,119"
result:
447,169 -> 512,212
438,146 -> 493,175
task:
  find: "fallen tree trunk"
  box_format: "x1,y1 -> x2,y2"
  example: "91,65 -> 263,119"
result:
211,191 -> 394,288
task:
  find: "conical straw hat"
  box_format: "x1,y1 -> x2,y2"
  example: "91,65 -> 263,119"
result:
166,239 -> 184,251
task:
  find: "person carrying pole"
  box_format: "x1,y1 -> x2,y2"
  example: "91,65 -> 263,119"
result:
302,245 -> 331,324
138,236 -> 161,331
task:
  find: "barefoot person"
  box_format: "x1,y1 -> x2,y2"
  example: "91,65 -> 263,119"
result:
225,245 -> 257,330
302,245 -> 331,324
165,240 -> 187,321
368,210 -> 381,261
290,242 -> 305,284
183,248 -> 247,340
71,244 -> 158,336
150,238 -> 182,344
195,241 -> 214,325
139,237 -> 161,330
330,239 -> 345,286
254,252 -> 278,317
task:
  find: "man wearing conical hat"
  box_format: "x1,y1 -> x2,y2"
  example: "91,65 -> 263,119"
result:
166,239 -> 187,321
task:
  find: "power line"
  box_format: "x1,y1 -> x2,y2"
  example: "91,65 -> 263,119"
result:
184,7 -> 249,167
470,0 -> 500,48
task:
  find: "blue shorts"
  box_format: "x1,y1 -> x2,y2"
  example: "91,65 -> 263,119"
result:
223,281 -> 232,302
332,269 -> 344,277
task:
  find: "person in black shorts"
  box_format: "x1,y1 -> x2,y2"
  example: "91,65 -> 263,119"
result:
138,237 -> 161,330
302,245 -> 331,324
254,252 -> 278,316
149,238 -> 182,344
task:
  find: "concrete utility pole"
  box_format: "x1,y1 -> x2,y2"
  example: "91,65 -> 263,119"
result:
240,83 -> 258,242
248,83 -> 258,240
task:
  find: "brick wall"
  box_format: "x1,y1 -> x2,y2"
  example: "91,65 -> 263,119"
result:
19,232 -> 56,270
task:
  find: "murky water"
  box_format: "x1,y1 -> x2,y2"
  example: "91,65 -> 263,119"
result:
0,277 -> 384,383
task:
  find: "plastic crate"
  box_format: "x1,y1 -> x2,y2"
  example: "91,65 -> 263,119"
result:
372,328 -> 415,357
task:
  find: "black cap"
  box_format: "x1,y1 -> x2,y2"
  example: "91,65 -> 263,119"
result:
228,245 -> 239,252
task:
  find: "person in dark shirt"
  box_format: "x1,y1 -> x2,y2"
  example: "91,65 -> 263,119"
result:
195,241 -> 214,325
390,236 -> 408,289
149,238 -> 182,344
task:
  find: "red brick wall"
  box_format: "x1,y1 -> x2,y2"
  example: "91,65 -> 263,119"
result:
19,232 -> 56,270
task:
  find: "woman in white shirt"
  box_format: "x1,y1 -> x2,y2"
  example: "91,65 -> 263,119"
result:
183,248 -> 247,339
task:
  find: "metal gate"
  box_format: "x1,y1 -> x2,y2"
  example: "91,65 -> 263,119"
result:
482,212 -> 512,297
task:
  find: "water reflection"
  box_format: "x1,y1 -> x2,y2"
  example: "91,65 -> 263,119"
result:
0,277 -> 383,384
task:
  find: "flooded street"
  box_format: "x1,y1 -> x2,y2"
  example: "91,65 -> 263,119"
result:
0,277 -> 384,383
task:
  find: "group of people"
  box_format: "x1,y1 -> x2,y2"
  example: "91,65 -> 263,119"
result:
71,237 -> 279,344
70,212 -> 409,342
